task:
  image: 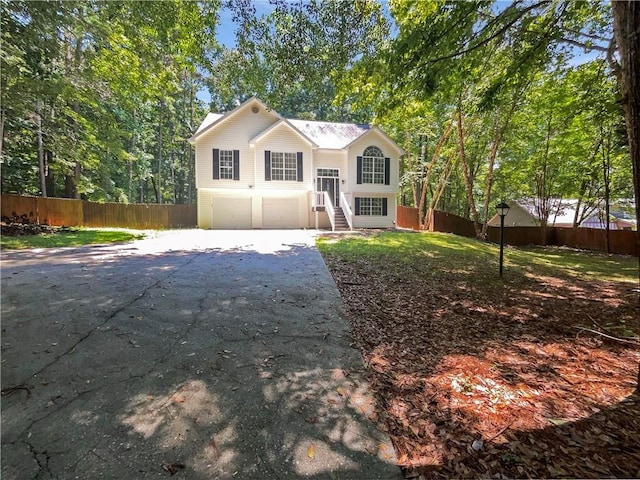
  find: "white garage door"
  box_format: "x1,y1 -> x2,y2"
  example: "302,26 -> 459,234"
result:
263,198 -> 300,229
212,197 -> 252,229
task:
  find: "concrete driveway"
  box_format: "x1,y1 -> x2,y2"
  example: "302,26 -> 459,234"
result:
1,230 -> 400,479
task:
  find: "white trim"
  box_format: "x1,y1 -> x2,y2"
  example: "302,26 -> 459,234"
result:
248,119 -> 317,148
344,126 -> 404,156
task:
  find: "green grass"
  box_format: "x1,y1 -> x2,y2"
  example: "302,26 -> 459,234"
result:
317,231 -> 638,284
0,228 -> 146,250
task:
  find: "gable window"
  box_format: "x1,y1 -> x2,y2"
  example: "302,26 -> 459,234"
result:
354,197 -> 388,216
213,149 -> 240,180
265,150 -> 304,182
357,146 -> 390,185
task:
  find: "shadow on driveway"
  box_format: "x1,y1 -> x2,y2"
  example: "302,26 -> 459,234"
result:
1,231 -> 400,479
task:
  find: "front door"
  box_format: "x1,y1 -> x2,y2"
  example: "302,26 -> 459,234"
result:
317,169 -> 340,207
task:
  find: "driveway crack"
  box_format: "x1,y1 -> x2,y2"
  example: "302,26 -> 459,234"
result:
16,252 -> 207,388
26,440 -> 54,479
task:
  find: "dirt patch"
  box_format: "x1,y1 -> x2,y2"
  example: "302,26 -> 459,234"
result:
322,244 -> 640,479
1,214 -> 68,236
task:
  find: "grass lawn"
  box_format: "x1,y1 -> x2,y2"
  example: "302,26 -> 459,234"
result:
0,228 -> 145,250
318,231 -> 640,479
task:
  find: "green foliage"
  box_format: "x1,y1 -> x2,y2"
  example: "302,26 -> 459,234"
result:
0,228 -> 145,250
317,231 -> 637,284
1,0 -> 216,203
338,0 -> 630,227
215,0 -> 389,121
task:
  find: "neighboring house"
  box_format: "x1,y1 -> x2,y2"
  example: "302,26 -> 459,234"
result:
487,199 -> 636,230
188,97 -> 403,230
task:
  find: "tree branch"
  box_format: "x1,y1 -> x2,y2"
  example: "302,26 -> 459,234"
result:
575,327 -> 640,346
559,37 -> 609,52
429,0 -> 551,64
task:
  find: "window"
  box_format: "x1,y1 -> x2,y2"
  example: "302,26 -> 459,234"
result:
362,146 -> 385,184
360,197 -> 383,215
317,168 -> 339,178
265,151 -> 303,182
355,197 -> 388,216
357,146 -> 390,185
271,152 -> 297,181
219,150 -> 233,179
213,149 -> 239,180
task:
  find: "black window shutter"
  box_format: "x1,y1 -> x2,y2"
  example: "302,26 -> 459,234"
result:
356,156 -> 363,184
354,197 -> 360,216
213,149 -> 220,180
382,198 -> 388,216
233,150 -> 240,181
296,152 -> 303,182
384,157 -> 390,185
264,150 -> 271,181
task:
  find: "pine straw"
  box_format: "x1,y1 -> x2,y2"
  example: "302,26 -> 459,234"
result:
321,235 -> 640,479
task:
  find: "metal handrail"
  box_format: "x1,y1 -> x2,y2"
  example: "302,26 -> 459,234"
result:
323,191 -> 335,231
339,191 -> 353,230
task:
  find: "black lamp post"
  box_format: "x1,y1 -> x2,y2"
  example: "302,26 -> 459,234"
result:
495,202 -> 510,277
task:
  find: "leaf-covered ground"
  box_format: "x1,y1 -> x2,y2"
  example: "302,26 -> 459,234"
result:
318,231 -> 640,479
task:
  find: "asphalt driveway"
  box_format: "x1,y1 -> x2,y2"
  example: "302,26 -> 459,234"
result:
1,230 -> 400,479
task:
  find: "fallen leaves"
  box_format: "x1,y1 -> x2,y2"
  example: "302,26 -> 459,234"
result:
321,236 -> 640,479
307,443 -> 315,459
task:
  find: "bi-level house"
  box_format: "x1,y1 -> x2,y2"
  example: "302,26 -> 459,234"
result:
188,97 -> 403,230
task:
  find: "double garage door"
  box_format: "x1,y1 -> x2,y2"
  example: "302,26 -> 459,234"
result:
211,197 -> 301,229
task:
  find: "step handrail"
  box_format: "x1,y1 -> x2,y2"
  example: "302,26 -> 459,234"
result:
323,191 -> 336,231
339,192 -> 353,230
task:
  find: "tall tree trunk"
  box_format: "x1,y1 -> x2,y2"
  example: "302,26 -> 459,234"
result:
603,139 -> 611,254
426,154 -> 454,230
188,82 -> 195,204
535,112 -> 554,244
157,100 -> 164,204
456,104 -> 481,237
417,121 -> 453,228
0,108 -> 5,158
44,151 -> 55,197
612,1 -> 640,298
481,95 -> 519,237
36,100 -> 47,197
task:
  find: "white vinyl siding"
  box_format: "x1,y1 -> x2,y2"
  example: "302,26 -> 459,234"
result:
351,194 -> 396,229
195,103 -> 278,189
253,123 -> 312,191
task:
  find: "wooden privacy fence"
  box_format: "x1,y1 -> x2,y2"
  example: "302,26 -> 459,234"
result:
1,194 -> 197,229
397,205 -> 639,257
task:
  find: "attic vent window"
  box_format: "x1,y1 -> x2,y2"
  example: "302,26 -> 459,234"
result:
251,106 -> 259,113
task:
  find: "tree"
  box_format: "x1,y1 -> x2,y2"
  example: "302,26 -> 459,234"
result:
1,0 -> 217,203
217,0 -> 389,121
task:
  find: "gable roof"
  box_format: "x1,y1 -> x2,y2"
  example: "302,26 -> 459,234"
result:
194,113 -> 224,135
249,119 -> 319,148
188,97 -> 280,143
287,119 -> 370,149
189,97 -> 404,154
343,126 -> 405,155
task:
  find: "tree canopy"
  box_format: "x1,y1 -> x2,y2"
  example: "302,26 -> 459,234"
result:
1,0 -> 637,233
